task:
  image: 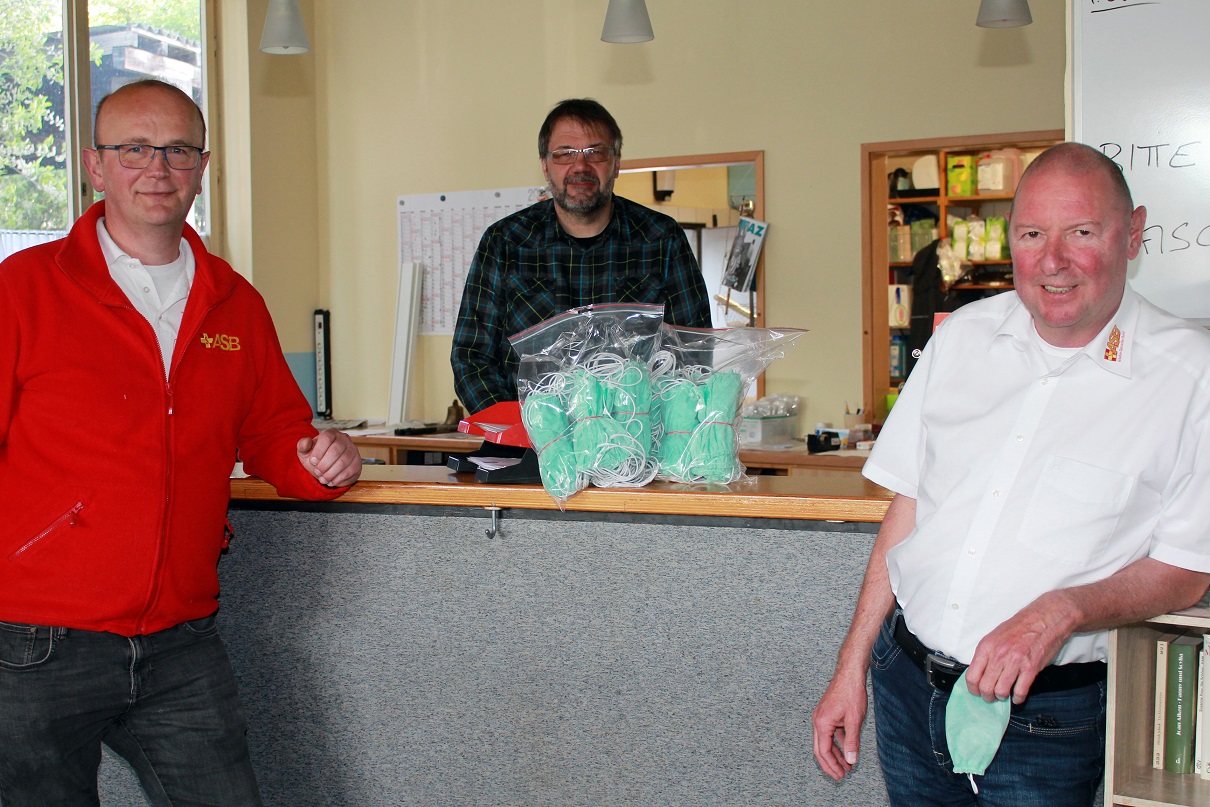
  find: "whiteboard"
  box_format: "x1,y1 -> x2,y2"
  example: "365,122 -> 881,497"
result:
1071,0 -> 1210,323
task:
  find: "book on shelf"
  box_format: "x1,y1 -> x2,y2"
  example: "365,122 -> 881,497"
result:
1155,632 -> 1183,769
1164,634 -> 1202,774
1202,635 -> 1210,779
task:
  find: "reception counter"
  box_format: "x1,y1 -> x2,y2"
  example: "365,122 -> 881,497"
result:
100,467 -> 894,806
232,463 -> 891,521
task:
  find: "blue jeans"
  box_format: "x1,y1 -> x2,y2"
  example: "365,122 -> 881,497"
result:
0,614 -> 262,807
870,613 -> 1104,807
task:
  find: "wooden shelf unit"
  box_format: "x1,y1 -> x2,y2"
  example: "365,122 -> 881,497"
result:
860,130 -> 1063,421
1106,607 -> 1210,807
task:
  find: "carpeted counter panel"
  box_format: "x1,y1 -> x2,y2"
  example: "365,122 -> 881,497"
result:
99,507 -> 886,806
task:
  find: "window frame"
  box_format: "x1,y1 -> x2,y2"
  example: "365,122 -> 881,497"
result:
58,0 -> 222,246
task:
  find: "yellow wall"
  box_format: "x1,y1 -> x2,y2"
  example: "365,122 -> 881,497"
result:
614,166 -> 737,228
614,166 -> 728,209
236,0 -> 1067,426
227,0 -> 322,354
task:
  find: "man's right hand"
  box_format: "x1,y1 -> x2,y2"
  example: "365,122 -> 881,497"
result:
811,666 -> 869,780
810,494 -> 916,781
296,428 -> 362,488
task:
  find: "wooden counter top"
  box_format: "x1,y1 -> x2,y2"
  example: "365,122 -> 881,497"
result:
737,445 -> 869,473
231,465 -> 893,523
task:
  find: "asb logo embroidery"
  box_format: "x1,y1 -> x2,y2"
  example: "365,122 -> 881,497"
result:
200,333 -> 242,351
1104,325 -> 1121,362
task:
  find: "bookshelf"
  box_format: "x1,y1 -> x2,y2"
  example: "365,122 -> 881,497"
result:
1106,606 -> 1210,806
859,131 -> 1063,423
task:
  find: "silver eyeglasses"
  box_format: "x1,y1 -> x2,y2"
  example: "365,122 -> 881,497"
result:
95,144 -> 205,170
545,147 -> 615,165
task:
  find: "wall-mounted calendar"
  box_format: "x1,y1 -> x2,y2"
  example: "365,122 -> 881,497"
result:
397,186 -> 546,334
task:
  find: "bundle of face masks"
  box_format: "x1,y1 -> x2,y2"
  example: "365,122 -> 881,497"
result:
652,325 -> 801,485
513,305 -> 664,505
510,305 -> 804,505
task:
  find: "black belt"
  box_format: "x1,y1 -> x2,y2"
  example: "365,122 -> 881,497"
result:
891,611 -> 1106,695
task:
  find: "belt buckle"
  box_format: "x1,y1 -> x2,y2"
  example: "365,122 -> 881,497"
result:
924,652 -> 965,692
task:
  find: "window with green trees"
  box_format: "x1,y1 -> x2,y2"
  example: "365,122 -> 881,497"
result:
1,0 -> 206,261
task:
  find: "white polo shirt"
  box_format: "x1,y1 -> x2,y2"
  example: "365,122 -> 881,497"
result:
97,219 -> 195,379
864,286 -> 1210,665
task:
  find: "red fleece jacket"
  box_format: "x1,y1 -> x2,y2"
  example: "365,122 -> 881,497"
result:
0,202 -> 347,636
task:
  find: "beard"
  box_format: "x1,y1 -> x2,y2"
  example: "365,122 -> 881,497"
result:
550,172 -> 614,216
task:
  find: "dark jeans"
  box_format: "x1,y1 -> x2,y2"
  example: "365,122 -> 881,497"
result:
870,612 -> 1105,807
0,614 -> 262,807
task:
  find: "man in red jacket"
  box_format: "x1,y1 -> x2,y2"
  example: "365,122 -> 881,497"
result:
0,80 -> 361,805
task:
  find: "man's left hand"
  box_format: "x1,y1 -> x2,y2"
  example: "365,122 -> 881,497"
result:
963,593 -> 1072,705
965,559 -> 1210,705
296,428 -> 362,488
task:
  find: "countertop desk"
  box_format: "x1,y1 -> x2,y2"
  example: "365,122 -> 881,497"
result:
349,431 -> 870,476
233,463 -> 891,521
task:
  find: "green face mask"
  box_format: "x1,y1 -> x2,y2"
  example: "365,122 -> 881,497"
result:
945,670 -> 1011,793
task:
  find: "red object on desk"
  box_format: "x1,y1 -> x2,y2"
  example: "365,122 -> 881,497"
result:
457,401 -> 532,448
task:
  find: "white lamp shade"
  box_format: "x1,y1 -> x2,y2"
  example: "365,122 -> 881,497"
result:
601,0 -> 654,44
976,0 -> 1032,28
260,0 -> 312,54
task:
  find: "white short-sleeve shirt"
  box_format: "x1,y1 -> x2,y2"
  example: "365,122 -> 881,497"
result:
864,286 -> 1210,665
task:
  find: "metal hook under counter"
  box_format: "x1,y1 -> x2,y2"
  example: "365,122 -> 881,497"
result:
484,506 -> 503,539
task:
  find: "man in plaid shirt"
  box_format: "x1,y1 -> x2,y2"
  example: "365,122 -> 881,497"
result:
450,98 -> 711,414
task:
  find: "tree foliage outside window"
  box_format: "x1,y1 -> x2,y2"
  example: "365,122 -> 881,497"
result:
0,1 -> 66,231
0,0 -> 201,235
92,2 -> 199,41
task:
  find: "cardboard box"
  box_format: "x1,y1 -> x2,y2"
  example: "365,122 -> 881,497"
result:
947,154 -> 974,197
738,415 -> 796,447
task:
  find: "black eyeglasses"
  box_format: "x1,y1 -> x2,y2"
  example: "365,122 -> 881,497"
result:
545,147 -> 615,165
95,144 -> 205,170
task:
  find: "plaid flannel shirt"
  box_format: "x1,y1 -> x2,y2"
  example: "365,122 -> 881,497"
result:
451,196 -> 711,414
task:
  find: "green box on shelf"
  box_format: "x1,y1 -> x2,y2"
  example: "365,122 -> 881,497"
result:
947,154 -> 974,196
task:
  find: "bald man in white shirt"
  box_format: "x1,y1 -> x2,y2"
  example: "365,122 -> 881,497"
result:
812,142 -> 1210,806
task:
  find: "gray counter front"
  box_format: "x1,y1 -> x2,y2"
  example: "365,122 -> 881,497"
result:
100,470 -> 891,805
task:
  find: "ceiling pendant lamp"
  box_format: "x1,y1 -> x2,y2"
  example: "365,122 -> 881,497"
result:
601,0 -> 654,44
976,0 -> 1032,28
260,0 -> 312,54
